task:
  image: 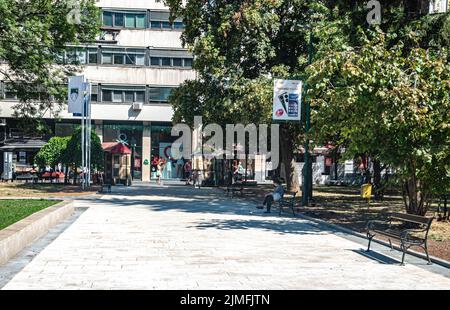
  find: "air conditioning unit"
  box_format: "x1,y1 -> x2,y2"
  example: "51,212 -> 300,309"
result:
0,118 -> 6,126
132,102 -> 143,111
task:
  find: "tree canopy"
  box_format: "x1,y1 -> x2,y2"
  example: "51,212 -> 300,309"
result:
0,0 -> 100,127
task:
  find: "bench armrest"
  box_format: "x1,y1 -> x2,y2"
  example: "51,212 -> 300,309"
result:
366,220 -> 389,231
400,228 -> 428,240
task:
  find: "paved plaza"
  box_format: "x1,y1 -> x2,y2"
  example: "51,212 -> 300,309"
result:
0,182 -> 449,289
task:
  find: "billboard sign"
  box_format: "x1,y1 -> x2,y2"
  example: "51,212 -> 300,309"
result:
272,79 -> 302,121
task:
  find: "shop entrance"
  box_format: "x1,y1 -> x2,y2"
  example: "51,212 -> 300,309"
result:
150,123 -> 179,179
103,122 -> 142,181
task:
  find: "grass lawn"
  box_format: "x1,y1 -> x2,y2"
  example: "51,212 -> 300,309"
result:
0,200 -> 61,230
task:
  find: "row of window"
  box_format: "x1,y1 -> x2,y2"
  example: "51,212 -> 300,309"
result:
59,47 -> 193,68
0,84 -> 176,104
91,86 -> 176,103
102,10 -> 184,30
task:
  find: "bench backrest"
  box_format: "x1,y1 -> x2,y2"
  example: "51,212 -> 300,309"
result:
390,212 -> 433,227
284,191 -> 297,199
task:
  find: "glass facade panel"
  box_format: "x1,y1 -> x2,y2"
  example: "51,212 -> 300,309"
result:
136,15 -> 146,28
88,49 -> 97,64
135,54 -> 145,66
151,124 -> 178,179
135,91 -> 145,102
150,57 -> 160,66
115,13 -> 124,27
113,91 -> 123,102
151,21 -> 161,29
124,91 -> 134,102
103,12 -> 113,26
113,54 -> 124,64
102,53 -> 112,64
184,58 -> 193,67
102,90 -> 112,102
125,14 -> 135,28
161,57 -> 171,66
172,58 -> 182,67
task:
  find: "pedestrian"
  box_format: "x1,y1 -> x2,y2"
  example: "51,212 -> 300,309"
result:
184,160 -> 192,185
156,159 -> 162,185
257,178 -> 284,213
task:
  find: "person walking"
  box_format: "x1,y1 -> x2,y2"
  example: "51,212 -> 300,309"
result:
184,160 -> 192,185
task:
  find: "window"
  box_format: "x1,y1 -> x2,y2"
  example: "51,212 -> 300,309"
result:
135,91 -> 145,102
124,91 -> 134,102
150,21 -> 161,29
103,12 -> 113,27
115,13 -> 124,27
113,91 -> 123,102
174,22 -> 185,29
136,14 -> 146,28
162,21 -> 172,29
135,54 -> 145,66
102,90 -> 112,102
102,88 -> 146,103
114,54 -> 125,65
66,48 -> 86,64
125,14 -> 135,28
172,58 -> 182,67
102,53 -> 113,64
149,87 -> 174,102
161,57 -> 171,66
150,57 -> 160,66
88,49 -> 98,64
103,11 -> 147,29
183,58 -> 193,68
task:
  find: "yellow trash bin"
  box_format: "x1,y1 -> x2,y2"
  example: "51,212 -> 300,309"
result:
361,183 -> 372,202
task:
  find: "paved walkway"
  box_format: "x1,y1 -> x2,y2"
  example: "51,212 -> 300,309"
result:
1,182 -> 449,289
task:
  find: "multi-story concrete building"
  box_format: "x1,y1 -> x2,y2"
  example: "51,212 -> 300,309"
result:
0,0 -> 196,181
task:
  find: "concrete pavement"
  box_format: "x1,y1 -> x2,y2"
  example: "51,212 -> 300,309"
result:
1,182 -> 449,289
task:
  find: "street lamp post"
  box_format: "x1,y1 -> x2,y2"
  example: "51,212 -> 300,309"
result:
301,26 -> 314,207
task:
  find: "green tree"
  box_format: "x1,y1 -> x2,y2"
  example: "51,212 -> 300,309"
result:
0,0 -> 100,127
35,136 -> 70,168
164,0 -> 331,191
309,28 -> 450,215
62,128 -> 104,170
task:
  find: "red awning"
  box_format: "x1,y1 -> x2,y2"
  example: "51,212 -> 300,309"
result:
102,142 -> 132,154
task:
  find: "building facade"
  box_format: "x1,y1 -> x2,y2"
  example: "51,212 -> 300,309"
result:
0,0 -> 196,181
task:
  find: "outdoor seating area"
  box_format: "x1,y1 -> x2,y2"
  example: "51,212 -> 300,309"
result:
366,213 -> 434,265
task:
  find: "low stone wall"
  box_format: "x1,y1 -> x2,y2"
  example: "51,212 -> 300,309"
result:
0,201 -> 74,265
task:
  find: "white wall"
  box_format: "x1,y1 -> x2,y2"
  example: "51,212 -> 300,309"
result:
0,100 -> 174,122
114,29 -> 184,48
83,66 -> 196,85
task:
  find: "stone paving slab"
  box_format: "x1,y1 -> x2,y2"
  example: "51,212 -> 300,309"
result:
1,183 -> 449,290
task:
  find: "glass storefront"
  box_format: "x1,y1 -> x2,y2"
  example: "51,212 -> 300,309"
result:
150,123 -> 179,179
103,122 -> 143,180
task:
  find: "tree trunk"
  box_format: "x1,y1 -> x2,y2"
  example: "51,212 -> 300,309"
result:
279,125 -> 299,192
403,175 -> 430,216
373,159 -> 382,200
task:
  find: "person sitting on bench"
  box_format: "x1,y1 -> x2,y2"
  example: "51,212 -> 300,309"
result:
257,179 -> 284,213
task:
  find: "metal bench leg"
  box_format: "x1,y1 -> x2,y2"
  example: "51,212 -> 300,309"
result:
400,243 -> 407,266
424,242 -> 432,265
366,234 -> 373,252
291,205 -> 296,217
388,239 -> 393,250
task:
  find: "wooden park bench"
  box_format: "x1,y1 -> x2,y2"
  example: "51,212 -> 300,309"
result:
366,212 -> 433,265
274,191 -> 298,216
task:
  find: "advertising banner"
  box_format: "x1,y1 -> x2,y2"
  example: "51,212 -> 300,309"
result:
272,79 -> 302,121
68,75 -> 85,115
